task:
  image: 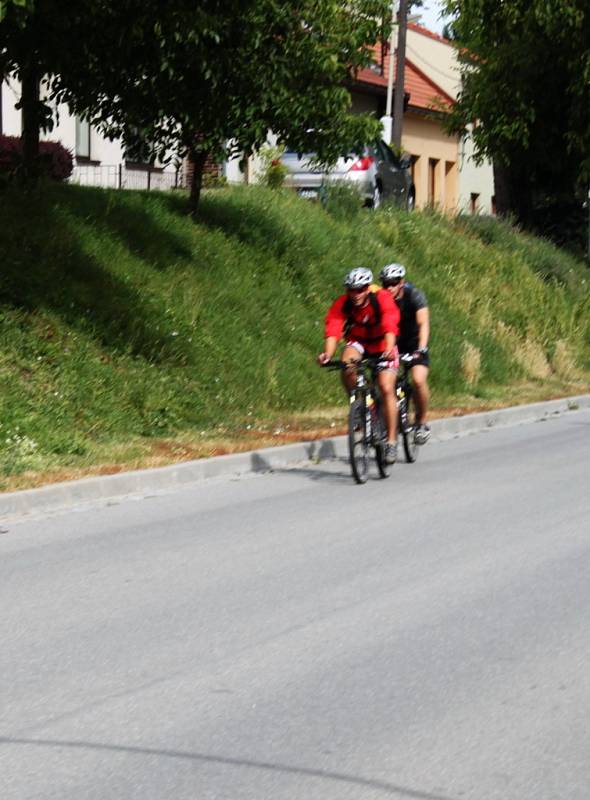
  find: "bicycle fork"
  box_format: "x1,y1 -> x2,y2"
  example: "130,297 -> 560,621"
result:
350,374 -> 373,442
397,386 -> 409,434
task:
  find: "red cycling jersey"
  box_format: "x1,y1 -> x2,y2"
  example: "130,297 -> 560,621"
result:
325,288 -> 400,354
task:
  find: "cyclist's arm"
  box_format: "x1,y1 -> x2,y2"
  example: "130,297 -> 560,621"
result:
378,290 -> 398,358
320,335 -> 339,362
384,331 -> 395,352
416,307 -> 429,350
319,298 -> 347,364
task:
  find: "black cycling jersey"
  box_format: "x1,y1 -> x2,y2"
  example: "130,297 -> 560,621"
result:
395,282 -> 428,354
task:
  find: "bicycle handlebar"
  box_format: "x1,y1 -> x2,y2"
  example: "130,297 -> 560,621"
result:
320,356 -> 390,370
320,359 -> 354,370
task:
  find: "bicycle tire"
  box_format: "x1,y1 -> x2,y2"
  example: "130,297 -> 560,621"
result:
400,393 -> 418,463
348,397 -> 369,484
373,403 -> 391,479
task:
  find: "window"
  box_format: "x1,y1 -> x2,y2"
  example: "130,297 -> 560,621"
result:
124,127 -> 157,167
428,158 -> 439,205
75,117 -> 91,159
470,192 -> 480,214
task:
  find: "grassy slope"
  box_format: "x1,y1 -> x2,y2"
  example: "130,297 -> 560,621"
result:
1,183 -> 589,489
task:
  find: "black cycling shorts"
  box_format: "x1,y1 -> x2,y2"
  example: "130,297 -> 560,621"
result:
400,350 -> 430,368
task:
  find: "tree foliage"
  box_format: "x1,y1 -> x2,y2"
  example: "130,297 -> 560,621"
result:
1,1 -> 392,207
443,0 -> 589,249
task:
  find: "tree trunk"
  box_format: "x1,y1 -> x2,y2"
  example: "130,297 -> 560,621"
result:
493,159 -> 532,226
20,62 -> 41,184
492,161 -> 511,217
188,148 -> 207,215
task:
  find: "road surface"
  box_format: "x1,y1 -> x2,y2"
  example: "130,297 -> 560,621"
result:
1,410 -> 589,799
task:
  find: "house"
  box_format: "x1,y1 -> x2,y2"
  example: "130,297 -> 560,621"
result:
404,21 -> 495,214
348,21 -> 494,213
351,44 -> 460,210
1,20 -> 494,212
0,76 -> 180,190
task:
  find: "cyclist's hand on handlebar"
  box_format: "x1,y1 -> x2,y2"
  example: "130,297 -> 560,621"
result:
382,348 -> 396,361
411,347 -> 428,361
317,352 -> 331,366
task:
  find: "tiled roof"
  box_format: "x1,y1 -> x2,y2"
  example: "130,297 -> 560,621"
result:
355,51 -> 454,111
407,21 -> 453,46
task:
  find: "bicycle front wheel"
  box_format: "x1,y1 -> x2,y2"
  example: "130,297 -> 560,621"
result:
374,404 -> 391,479
348,398 -> 369,484
399,394 -> 418,463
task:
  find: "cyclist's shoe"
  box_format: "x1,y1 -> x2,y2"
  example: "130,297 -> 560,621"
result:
415,424 -> 431,445
384,443 -> 398,464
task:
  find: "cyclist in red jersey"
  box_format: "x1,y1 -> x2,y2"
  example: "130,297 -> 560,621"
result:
318,267 -> 401,464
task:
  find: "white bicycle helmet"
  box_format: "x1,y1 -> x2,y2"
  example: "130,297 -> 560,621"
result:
380,263 -> 406,285
344,267 -> 373,289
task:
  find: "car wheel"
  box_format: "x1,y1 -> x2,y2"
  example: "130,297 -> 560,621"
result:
372,184 -> 382,209
406,191 -> 415,212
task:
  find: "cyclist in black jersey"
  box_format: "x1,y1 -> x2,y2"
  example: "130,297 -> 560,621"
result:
380,263 -> 431,444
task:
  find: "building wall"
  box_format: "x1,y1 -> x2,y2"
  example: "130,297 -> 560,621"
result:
2,76 -> 123,161
458,130 -> 495,214
405,26 -> 495,215
1,76 -> 177,189
402,113 -> 459,211
406,26 -> 460,99
2,77 -> 21,136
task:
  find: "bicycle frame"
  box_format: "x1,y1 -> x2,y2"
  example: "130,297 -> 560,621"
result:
396,353 -> 418,462
322,357 -> 390,482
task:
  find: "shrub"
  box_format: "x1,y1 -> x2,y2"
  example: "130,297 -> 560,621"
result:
0,135 -> 73,181
257,144 -> 288,189
202,172 -> 228,189
320,180 -> 363,218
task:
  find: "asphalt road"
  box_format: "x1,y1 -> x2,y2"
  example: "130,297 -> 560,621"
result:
1,410 -> 590,800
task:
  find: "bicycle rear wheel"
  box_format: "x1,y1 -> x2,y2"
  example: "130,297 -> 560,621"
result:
374,403 -> 390,479
399,393 -> 418,463
348,398 -> 369,484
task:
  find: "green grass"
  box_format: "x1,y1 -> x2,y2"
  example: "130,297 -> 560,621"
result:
1,182 -> 589,487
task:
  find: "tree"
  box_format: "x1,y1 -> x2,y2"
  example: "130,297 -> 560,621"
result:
0,0 -> 52,180
55,0 -> 392,210
442,0 -> 590,249
2,1 -> 392,209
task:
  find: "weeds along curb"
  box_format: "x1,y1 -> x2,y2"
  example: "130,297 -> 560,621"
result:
1,394 -> 589,522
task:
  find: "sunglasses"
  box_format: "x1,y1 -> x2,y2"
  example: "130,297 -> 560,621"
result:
348,286 -> 369,293
383,278 -> 402,287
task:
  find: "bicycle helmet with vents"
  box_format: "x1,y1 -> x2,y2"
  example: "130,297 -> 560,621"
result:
380,263 -> 406,284
344,267 -> 373,289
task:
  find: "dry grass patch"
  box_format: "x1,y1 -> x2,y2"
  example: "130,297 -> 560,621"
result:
461,341 -> 482,386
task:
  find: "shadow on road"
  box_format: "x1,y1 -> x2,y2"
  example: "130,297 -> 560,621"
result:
249,440 -> 356,483
0,736 -> 460,800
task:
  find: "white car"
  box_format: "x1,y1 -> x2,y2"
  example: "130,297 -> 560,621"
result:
281,140 -> 415,210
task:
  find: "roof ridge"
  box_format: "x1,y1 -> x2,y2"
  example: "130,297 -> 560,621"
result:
407,20 -> 453,46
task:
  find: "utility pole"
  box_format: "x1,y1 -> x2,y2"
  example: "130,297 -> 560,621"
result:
382,0 -> 398,143
391,0 -> 409,150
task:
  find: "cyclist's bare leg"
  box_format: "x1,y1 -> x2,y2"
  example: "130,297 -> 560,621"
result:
377,368 -> 397,443
340,345 -> 362,394
411,364 -> 429,424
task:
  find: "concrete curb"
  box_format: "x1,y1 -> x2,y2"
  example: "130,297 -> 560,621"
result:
2,394 -> 589,521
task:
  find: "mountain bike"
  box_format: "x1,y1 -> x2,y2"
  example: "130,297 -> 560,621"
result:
397,353 -> 418,462
323,357 -> 390,484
